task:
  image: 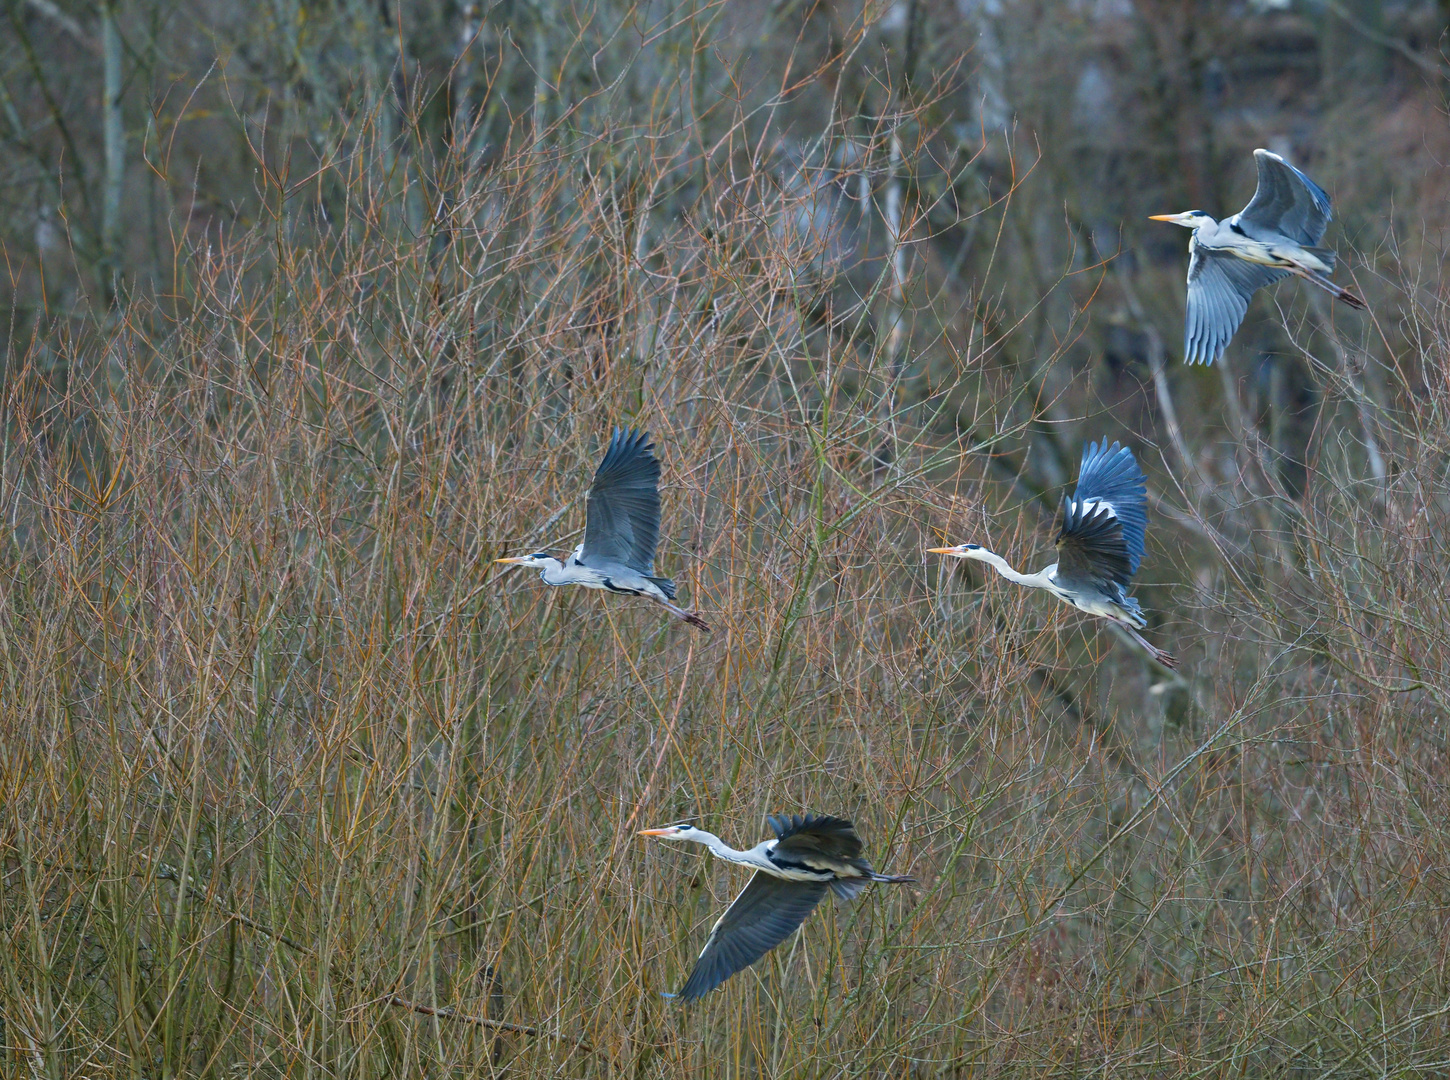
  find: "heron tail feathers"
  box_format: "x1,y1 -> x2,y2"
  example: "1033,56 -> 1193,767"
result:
647,575 -> 677,600
1114,593 -> 1148,629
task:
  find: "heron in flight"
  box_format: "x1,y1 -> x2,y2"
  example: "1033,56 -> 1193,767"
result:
1151,148 -> 1365,365
929,439 -> 1177,668
496,427 -> 709,630
639,813 -> 913,1001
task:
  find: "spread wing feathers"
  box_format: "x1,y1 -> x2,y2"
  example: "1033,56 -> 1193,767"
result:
1070,440 -> 1148,575
1057,500 -> 1133,590
769,814 -> 864,864
583,428 -> 663,573
1239,149 -> 1332,247
1184,247 -> 1290,365
676,874 -> 829,1000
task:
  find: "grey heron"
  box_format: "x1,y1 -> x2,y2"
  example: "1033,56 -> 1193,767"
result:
496,427 -> 709,630
639,814 -> 913,1001
929,439 -> 1177,669
1151,148 -> 1365,365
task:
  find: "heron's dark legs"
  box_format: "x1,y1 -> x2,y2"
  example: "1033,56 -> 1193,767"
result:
1288,265 -> 1366,309
656,597 -> 711,632
1122,625 -> 1178,669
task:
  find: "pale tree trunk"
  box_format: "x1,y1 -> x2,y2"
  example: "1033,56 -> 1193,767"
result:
99,0 -> 124,309
874,131 -> 908,478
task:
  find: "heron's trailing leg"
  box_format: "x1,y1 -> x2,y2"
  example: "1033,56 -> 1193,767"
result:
1289,266 -> 1365,309
658,598 -> 710,632
1122,625 -> 1178,669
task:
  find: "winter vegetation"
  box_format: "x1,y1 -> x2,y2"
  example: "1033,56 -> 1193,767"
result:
2,0 -> 1449,1075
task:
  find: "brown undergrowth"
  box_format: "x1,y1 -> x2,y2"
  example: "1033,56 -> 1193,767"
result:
2,5 -> 1450,1076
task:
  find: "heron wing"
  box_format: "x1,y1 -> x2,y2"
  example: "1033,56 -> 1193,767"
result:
1238,149 -> 1332,246
582,428 -> 662,574
768,814 -> 863,862
1057,499 -> 1132,591
1184,246 -> 1289,365
677,873 -> 830,1001
1069,440 -> 1148,576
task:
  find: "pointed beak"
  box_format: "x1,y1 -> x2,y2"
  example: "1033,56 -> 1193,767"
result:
638,828 -> 676,837
1149,213 -> 1193,224
927,546 -> 963,555
495,557 -> 527,565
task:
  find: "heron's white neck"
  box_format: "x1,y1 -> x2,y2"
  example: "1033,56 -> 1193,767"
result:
961,547 -> 1056,590
686,830 -> 773,870
533,557 -> 570,585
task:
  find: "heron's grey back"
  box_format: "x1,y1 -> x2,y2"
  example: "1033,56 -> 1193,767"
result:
583,428 -> 663,574
1239,148 -> 1332,247
677,873 -> 829,1000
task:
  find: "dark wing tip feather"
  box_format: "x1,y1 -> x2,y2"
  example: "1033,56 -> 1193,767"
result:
1073,440 -> 1146,507
769,812 -> 858,843
594,427 -> 659,483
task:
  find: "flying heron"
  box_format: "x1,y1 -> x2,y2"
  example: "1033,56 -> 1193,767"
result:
1151,148 -> 1365,366
639,814 -> 913,1001
496,427 -> 709,630
929,439 -> 1177,668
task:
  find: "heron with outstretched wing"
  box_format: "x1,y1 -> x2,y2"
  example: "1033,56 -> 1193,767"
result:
930,439 -> 1177,668
639,813 -> 913,1001
496,428 -> 709,630
1152,148 -> 1364,366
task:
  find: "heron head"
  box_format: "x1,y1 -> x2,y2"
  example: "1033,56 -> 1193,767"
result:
1149,210 -> 1214,229
927,543 -> 985,558
495,552 -> 555,569
638,822 -> 701,842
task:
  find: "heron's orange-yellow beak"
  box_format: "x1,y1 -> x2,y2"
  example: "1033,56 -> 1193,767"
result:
638,828 -> 676,837
927,546 -> 963,555
495,556 -> 528,565
1147,214 -> 1177,221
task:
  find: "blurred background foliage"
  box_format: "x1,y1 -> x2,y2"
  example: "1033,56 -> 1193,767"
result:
2,0 -> 1450,1076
